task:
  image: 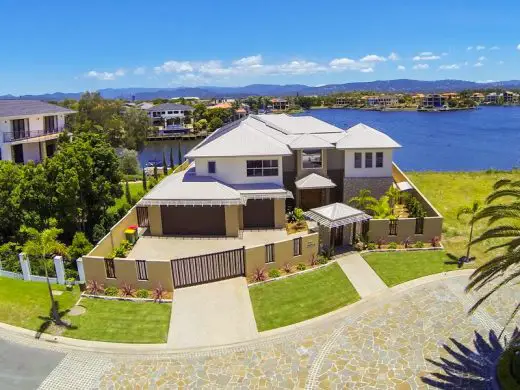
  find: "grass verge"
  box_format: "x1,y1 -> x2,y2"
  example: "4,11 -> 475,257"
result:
249,263 -> 360,331
363,250 -> 460,287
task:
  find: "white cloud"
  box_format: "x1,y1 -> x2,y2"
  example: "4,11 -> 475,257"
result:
232,55 -> 262,66
490,46 -> 500,50
397,65 -> 406,71
360,54 -> 387,62
329,57 -> 372,71
517,44 -> 520,50
467,46 -> 473,51
473,62 -> 484,67
133,67 -> 146,75
476,45 -> 485,51
413,63 -> 429,70
478,56 -> 487,61
360,67 -> 374,73
439,64 -> 460,70
498,60 -> 504,65
154,60 -> 194,74
85,69 -> 126,80
413,53 -> 440,61
388,52 -> 399,61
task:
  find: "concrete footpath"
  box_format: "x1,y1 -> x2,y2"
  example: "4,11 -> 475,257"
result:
337,253 -> 388,298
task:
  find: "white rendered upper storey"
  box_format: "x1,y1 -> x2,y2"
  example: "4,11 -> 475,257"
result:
185,114 -> 401,186
0,100 -> 75,163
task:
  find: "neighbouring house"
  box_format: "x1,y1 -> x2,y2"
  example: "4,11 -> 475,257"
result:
271,98 -> 288,111
335,97 -> 347,105
365,95 -> 399,107
147,103 -> 194,127
420,94 -> 446,108
485,92 -> 500,104
471,93 -> 485,102
83,114 -> 443,290
0,100 -> 75,164
502,91 -> 519,104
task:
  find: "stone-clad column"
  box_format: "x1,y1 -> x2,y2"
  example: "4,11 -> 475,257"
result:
19,253 -> 31,281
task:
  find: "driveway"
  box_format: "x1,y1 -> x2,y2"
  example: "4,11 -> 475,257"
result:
337,252 -> 388,297
167,277 -> 258,349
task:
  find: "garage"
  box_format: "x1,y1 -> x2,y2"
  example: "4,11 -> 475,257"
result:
161,205 -> 226,235
243,199 -> 274,229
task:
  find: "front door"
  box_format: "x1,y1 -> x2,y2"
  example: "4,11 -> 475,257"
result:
331,226 -> 344,248
12,144 -> 24,163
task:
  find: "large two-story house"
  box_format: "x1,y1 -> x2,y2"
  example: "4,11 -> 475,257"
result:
0,100 -> 75,164
147,103 -> 194,127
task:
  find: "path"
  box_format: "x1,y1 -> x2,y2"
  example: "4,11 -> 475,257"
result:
0,272 -> 516,389
337,252 -> 388,297
167,277 -> 258,349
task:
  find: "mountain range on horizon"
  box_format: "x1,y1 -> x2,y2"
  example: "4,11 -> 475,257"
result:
3,79 -> 520,101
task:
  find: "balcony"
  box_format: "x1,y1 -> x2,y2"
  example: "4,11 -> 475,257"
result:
3,127 -> 64,143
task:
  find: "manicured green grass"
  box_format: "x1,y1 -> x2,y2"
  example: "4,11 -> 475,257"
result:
63,298 -> 171,343
0,277 -> 80,331
407,170 -> 520,267
109,181 -> 146,213
363,250 -> 459,287
249,263 -> 360,331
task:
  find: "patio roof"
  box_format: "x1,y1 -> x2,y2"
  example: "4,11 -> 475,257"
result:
295,173 -> 336,190
395,181 -> 413,191
304,202 -> 371,228
232,183 -> 294,201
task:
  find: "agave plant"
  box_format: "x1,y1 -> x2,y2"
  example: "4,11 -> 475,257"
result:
120,282 -> 136,297
283,262 -> 293,273
86,280 -> 104,295
152,284 -> 166,303
252,267 -> 267,282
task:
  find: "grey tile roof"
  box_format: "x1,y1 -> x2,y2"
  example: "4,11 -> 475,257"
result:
147,103 -> 194,112
0,100 -> 75,117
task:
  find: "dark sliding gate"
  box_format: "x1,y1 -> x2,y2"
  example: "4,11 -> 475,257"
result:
170,247 -> 245,288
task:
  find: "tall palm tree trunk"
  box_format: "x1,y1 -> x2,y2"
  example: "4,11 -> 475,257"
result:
466,220 -> 474,260
43,258 -> 60,324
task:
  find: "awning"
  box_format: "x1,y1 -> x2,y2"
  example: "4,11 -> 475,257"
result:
304,202 -> 371,228
295,173 -> 336,190
396,181 -> 413,191
138,198 -> 245,207
233,183 -> 294,201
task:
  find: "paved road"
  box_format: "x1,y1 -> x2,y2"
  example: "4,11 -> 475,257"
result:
0,339 -> 64,390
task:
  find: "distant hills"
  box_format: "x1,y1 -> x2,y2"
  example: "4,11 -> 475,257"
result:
3,79 -> 520,101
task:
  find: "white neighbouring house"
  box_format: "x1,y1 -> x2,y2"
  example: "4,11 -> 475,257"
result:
0,100 -> 75,164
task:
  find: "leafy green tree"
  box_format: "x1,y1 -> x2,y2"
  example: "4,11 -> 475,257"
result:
466,179 -> 520,327
118,149 -> 140,175
0,242 -> 21,273
21,223 -> 68,325
193,119 -> 208,132
121,108 -> 150,150
142,169 -> 147,191
76,92 -> 122,129
349,189 -> 377,212
456,200 -> 481,261
193,103 -> 207,121
385,185 -> 401,215
209,117 -> 224,132
68,232 -> 93,261
0,162 -> 22,243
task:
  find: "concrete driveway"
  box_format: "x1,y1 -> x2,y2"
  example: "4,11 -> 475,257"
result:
168,277 -> 258,349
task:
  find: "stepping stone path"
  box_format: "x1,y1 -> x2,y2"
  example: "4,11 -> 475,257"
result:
68,306 -> 86,316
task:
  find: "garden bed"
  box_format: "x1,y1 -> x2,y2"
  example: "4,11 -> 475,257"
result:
81,293 -> 172,303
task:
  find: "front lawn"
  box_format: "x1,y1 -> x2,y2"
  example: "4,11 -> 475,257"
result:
62,298 -> 171,343
0,277 -> 80,331
407,170 -> 520,267
249,263 -> 360,331
363,250 -> 459,287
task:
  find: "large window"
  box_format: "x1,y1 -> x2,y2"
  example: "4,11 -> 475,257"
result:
302,149 -> 322,169
44,116 -> 57,133
376,152 -> 384,168
11,119 -> 27,140
246,160 -> 278,177
365,152 -> 373,168
354,152 -> 362,168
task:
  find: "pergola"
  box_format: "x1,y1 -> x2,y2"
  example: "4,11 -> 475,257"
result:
304,202 -> 371,249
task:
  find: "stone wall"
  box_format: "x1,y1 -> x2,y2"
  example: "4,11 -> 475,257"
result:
343,176 -> 393,204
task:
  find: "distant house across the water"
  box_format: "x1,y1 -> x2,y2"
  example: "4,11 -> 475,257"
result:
147,103 -> 194,127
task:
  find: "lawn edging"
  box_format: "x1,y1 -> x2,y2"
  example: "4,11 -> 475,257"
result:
81,293 -> 172,303
359,244 -> 444,254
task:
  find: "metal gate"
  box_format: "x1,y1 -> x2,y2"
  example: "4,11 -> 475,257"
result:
171,247 -> 245,288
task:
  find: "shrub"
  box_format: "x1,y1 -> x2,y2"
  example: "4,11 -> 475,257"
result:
0,242 -> 22,273
136,289 -> 149,298
252,267 -> 267,282
414,241 -> 424,248
112,240 -> 133,258
309,254 -> 319,267
268,268 -> 281,278
104,286 -> 119,296
296,263 -> 306,271
367,242 -> 377,250
431,236 -> 441,247
376,237 -> 385,249
320,246 -> 334,260
120,282 -> 136,297
119,148 -> 141,175
86,280 -> 104,295
283,262 -> 293,273
152,284 -> 166,303
68,232 -> 93,261
317,255 -> 328,265
388,242 -> 398,250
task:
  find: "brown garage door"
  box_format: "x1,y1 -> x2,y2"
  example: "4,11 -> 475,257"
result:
243,199 -> 274,228
161,205 -> 226,235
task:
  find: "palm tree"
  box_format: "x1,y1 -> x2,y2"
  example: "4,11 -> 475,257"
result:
456,200 -> 481,262
349,189 -> 377,212
368,196 -> 393,219
466,179 -> 520,330
385,185 -> 401,215
21,224 -> 68,325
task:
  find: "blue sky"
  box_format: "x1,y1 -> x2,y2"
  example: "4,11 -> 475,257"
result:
2,0 -> 520,95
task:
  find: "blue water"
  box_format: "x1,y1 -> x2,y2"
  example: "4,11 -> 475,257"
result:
295,106 -> 520,171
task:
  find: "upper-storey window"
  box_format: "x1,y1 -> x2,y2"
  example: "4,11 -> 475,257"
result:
11,119 -> 27,140
44,115 -> 57,132
365,152 -> 373,168
354,152 -> 362,168
376,152 -> 384,168
302,149 -> 322,169
246,160 -> 278,177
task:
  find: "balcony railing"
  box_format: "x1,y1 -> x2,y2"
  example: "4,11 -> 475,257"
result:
3,127 -> 64,143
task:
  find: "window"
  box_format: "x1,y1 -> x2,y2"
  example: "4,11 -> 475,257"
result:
44,116 -> 56,133
208,161 -> 216,174
293,237 -> 302,256
136,260 -> 148,280
365,152 -> 373,168
104,258 -> 116,279
354,152 -> 362,168
246,160 -> 278,177
11,119 -> 27,140
265,244 -> 274,263
167,111 -> 173,114
389,220 -> 398,236
301,149 -> 322,169
376,152 -> 384,168
415,217 -> 424,235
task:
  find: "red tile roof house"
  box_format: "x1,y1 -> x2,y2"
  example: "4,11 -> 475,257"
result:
83,114 -> 442,290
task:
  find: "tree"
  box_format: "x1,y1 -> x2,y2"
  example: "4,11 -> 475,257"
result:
209,117 -> 224,132
162,152 -> 168,175
466,179 -> 520,330
68,232 -> 93,261
125,181 -> 132,204
153,164 -> 158,181
118,149 -> 140,175
385,185 -> 401,215
456,200 -> 481,262
0,162 -> 22,243
21,223 -> 68,325
193,103 -> 207,121
368,196 -> 393,219
142,169 -> 147,191
193,119 -> 208,132
121,108 -> 150,150
177,142 -> 182,165
169,148 -> 174,169
349,189 -> 377,212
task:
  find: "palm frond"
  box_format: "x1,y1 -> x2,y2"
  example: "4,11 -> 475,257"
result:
466,252 -> 520,292
467,269 -> 520,314
486,189 -> 520,204
470,225 -> 520,245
